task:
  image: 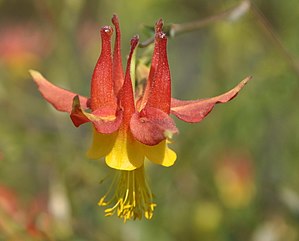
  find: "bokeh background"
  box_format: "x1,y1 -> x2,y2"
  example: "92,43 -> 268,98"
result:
1,0 -> 299,240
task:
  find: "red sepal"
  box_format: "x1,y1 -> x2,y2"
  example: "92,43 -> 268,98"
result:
29,70 -> 89,113
171,76 -> 251,123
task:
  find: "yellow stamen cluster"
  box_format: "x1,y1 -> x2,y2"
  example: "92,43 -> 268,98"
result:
98,165 -> 156,222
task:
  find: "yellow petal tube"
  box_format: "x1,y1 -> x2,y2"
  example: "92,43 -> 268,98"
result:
105,127 -> 144,171
144,140 -> 177,167
87,128 -> 117,159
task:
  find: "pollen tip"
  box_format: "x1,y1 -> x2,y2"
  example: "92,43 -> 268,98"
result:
72,95 -> 80,107
247,76 -> 253,81
112,14 -> 119,25
29,69 -> 38,77
164,129 -> 174,139
29,69 -> 42,81
155,18 -> 164,32
100,26 -> 113,37
242,76 -> 252,86
98,167 -> 156,221
156,31 -> 167,40
130,35 -> 139,47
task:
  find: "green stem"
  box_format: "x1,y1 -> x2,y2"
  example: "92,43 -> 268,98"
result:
139,0 -> 250,48
250,3 -> 299,76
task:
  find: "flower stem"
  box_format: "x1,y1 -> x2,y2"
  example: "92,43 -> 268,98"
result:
139,0 -> 250,48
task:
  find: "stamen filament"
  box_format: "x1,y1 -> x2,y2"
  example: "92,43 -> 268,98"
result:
98,165 -> 156,222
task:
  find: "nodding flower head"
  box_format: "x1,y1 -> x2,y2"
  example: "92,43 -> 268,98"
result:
30,14 -> 251,221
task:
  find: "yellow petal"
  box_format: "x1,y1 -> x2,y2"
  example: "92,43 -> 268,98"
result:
105,128 -> 144,171
144,140 -> 177,167
87,128 -> 117,159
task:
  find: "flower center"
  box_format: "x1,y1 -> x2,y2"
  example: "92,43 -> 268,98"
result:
98,165 -> 156,222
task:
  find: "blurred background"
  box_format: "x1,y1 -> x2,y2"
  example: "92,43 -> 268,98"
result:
1,0 -> 299,240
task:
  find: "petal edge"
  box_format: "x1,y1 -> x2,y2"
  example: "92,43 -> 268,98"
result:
171,76 -> 251,123
70,95 -> 123,134
130,107 -> 178,146
30,70 -> 89,113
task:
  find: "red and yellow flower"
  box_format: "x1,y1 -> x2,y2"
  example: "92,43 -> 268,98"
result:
30,15 -> 250,221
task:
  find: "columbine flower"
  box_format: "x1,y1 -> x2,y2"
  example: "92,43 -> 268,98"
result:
30,15 -> 250,221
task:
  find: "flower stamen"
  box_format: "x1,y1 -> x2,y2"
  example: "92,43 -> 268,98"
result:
98,165 -> 156,222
